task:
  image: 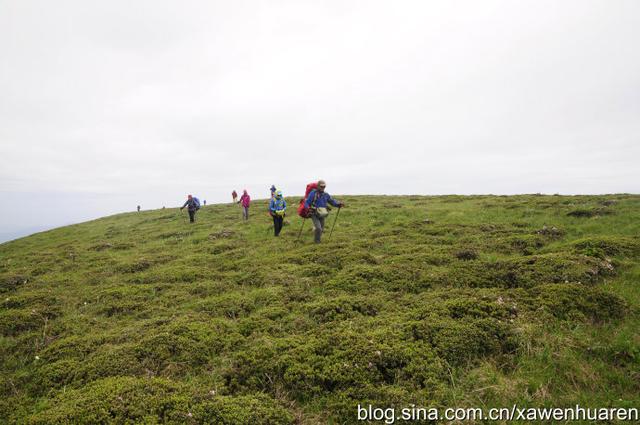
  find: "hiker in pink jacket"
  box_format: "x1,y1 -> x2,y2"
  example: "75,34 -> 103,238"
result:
238,190 -> 251,221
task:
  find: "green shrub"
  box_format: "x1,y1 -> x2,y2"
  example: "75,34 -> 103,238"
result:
567,208 -> 612,218
442,297 -> 513,320
0,308 -> 53,337
454,248 -> 479,260
33,359 -> 81,392
78,345 -> 146,381
38,335 -> 105,362
327,263 -> 431,292
134,332 -> 210,375
530,283 -> 627,322
443,253 -> 615,288
28,376 -> 294,424
197,289 -> 282,319
116,258 -> 152,273
306,296 -> 379,323
407,316 -> 516,365
572,236 -> 640,258
495,234 -> 547,255
0,274 -> 28,292
188,394 -> 294,424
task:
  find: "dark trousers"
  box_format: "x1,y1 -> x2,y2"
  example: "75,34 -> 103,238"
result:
273,214 -> 284,236
188,209 -> 196,223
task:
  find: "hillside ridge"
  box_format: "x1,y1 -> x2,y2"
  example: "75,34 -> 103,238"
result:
1,194 -> 639,423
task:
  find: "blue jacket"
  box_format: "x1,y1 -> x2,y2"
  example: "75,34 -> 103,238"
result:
182,198 -> 198,211
269,198 -> 286,213
304,190 -> 340,209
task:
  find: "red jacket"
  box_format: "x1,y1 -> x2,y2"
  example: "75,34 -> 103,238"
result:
239,192 -> 250,207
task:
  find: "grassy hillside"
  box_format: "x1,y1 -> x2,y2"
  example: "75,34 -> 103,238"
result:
1,194 -> 639,424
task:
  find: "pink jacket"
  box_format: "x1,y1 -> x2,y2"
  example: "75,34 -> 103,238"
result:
239,192 -> 251,208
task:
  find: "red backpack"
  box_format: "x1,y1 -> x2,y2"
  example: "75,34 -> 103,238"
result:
297,182 -> 318,218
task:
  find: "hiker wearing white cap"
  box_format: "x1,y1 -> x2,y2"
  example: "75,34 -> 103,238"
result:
303,180 -> 344,243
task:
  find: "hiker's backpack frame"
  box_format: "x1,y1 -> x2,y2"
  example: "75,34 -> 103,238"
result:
297,182 -> 318,218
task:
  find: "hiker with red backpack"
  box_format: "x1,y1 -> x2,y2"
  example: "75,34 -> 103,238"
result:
180,194 -> 201,223
238,190 -> 251,221
300,180 -> 344,243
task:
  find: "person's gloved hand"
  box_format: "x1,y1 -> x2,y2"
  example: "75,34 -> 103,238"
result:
339,202 -> 345,208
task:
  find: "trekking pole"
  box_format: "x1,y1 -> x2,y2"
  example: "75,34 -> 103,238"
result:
296,217 -> 307,241
329,207 -> 341,240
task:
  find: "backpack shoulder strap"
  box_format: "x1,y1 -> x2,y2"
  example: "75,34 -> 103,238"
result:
311,191 -> 321,208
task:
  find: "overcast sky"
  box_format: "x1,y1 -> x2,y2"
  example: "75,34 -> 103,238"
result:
1,0 -> 639,241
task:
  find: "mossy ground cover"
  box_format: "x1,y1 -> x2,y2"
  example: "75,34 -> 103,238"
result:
0,194 -> 638,423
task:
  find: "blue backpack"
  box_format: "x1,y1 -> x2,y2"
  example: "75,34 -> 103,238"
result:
193,197 -> 201,210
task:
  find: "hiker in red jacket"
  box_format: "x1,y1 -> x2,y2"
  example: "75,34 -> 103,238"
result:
238,190 -> 251,221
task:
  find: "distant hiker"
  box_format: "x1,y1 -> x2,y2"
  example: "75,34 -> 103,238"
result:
137,205 -> 140,212
203,200 -> 207,206
304,180 -> 344,243
269,190 -> 287,236
239,190 -> 251,220
180,194 -> 201,223
270,185 -> 277,199
232,190 -> 238,203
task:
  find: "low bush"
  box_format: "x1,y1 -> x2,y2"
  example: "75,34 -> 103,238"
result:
529,283 -> 627,322
28,376 -> 294,424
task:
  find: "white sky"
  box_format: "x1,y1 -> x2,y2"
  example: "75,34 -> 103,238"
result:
1,0 -> 639,239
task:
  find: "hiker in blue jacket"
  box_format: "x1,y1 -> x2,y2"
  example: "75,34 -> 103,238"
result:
269,190 -> 287,236
304,180 -> 344,243
180,194 -> 200,223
